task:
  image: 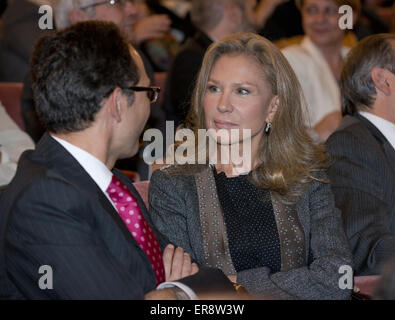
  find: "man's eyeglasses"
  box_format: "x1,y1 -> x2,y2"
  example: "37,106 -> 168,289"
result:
128,86 -> 160,103
80,0 -> 134,11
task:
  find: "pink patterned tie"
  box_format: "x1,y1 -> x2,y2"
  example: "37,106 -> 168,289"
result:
106,175 -> 165,285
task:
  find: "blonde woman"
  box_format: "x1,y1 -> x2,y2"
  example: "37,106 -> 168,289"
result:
149,33 -> 352,299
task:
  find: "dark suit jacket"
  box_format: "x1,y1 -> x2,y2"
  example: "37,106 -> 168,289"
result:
327,114 -> 395,276
0,133 -> 232,299
163,31 -> 213,127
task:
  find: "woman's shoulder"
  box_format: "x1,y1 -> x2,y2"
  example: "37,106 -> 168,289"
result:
155,164 -> 208,177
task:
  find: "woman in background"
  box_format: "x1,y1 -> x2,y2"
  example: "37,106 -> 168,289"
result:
282,0 -> 360,142
149,33 -> 352,299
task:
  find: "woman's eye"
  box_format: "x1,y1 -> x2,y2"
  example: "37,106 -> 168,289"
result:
237,88 -> 250,95
208,85 -> 220,93
325,7 -> 338,15
305,6 -> 318,15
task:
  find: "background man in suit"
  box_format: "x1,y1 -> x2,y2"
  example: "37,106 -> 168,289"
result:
163,0 -> 257,128
0,21 -> 233,299
327,33 -> 395,276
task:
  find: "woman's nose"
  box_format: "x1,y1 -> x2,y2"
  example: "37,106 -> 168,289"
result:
216,92 -> 233,113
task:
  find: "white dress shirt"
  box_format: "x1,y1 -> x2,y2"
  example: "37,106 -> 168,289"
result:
359,111 -> 395,150
0,102 -> 35,186
51,135 -> 197,299
51,135 -> 114,199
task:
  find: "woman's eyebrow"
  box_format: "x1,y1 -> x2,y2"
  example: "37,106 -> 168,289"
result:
232,82 -> 258,88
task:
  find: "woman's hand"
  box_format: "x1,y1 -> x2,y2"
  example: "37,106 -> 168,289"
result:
163,244 -> 199,281
227,274 -> 237,283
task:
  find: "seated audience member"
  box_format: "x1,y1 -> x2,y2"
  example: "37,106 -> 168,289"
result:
149,33 -> 353,300
0,101 -> 34,186
282,0 -> 360,142
327,34 -> 395,276
0,21 -> 234,299
163,0 -> 257,128
0,0 -> 7,27
0,0 -> 53,82
256,0 -> 304,41
355,0 -> 392,39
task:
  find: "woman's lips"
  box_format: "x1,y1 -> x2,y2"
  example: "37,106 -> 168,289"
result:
214,120 -> 238,129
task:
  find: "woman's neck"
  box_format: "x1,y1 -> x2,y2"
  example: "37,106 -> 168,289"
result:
214,139 -> 261,177
319,42 -> 344,82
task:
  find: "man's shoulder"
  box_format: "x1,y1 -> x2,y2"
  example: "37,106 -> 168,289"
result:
328,115 -> 373,147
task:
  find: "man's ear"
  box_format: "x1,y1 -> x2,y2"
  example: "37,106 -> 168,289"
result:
371,67 -> 391,96
108,88 -> 123,123
265,95 -> 279,123
69,8 -> 90,25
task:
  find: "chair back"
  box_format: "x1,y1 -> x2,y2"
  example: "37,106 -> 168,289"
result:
0,82 -> 24,130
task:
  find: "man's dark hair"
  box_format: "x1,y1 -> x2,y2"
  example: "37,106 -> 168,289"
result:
31,21 -> 139,133
341,33 -> 395,116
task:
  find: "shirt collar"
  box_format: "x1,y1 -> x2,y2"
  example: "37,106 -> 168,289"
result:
359,111 -> 395,150
51,135 -> 113,192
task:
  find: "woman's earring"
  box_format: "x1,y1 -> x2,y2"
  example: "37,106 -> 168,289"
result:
265,122 -> 272,135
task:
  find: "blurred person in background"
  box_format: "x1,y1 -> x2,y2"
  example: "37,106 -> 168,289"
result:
355,0 -> 394,39
163,0 -> 257,129
0,101 -> 34,187
282,0 -> 360,143
0,0 -> 54,82
0,0 -> 7,28
255,0 -> 304,41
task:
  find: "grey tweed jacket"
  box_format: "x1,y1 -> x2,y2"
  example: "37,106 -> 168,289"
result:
149,165 -> 353,300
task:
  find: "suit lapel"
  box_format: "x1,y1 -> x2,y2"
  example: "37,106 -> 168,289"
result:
382,142 -> 395,181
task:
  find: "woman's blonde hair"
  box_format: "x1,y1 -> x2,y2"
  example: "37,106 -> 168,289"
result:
184,33 -> 327,201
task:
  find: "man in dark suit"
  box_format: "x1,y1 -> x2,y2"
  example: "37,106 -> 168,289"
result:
163,0 -> 257,128
0,21 -> 233,299
327,34 -> 395,276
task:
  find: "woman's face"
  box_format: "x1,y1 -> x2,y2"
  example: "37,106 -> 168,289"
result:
302,0 -> 344,48
203,54 -> 277,147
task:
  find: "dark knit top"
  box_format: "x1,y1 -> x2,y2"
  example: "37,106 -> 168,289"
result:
213,168 -> 281,273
